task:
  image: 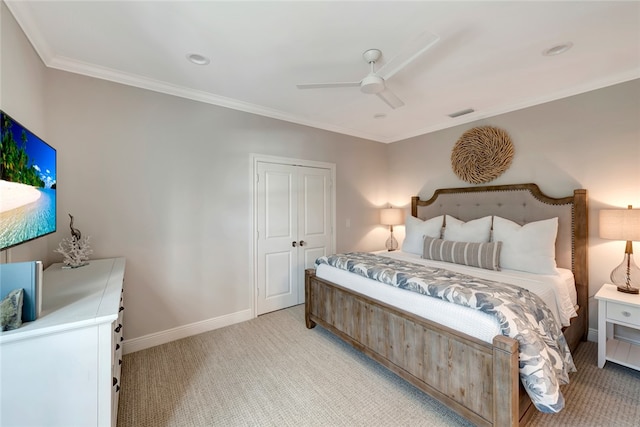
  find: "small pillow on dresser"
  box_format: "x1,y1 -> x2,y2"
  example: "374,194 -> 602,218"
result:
423,236 -> 502,271
492,216 -> 558,274
0,288 -> 24,331
443,215 -> 493,243
402,215 -> 444,255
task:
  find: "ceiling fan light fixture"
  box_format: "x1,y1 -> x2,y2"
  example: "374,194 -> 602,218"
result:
542,42 -> 573,57
186,53 -> 210,65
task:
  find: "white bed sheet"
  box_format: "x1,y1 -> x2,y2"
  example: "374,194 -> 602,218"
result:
315,251 -> 578,345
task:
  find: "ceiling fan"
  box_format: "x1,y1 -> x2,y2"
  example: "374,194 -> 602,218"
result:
296,31 -> 440,109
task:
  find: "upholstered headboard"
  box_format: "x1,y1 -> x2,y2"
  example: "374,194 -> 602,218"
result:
411,183 -> 588,301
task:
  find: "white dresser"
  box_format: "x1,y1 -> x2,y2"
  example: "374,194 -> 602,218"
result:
0,257 -> 126,427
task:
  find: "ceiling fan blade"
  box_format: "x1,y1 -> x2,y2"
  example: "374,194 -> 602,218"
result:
296,81 -> 361,90
377,31 -> 440,81
377,89 -> 404,109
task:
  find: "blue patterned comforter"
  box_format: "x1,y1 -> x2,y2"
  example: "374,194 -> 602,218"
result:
315,252 -> 576,413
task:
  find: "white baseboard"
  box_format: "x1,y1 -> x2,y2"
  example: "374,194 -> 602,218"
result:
123,308 -> 253,354
588,327 -> 598,343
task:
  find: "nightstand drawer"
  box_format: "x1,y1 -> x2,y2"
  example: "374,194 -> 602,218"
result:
607,302 -> 640,327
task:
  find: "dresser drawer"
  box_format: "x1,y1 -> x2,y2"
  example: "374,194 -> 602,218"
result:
607,301 -> 640,327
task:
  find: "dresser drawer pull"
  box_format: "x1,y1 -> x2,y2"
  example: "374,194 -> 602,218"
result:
119,306 -> 124,312
622,311 -> 632,317
113,377 -> 118,386
116,343 -> 120,351
114,324 -> 122,333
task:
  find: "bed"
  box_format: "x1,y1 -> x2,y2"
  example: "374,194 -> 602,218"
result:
305,183 -> 588,427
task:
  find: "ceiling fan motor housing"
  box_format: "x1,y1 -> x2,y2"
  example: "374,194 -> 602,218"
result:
360,74 -> 385,94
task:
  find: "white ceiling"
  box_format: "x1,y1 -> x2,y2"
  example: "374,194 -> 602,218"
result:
6,1 -> 640,143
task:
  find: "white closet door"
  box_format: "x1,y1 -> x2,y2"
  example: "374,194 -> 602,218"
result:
257,162 -> 299,315
256,162 -> 332,314
296,166 -> 332,304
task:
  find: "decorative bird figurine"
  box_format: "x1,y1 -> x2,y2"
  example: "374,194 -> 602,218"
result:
69,214 -> 82,241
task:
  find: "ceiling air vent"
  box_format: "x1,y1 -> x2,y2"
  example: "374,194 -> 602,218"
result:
448,108 -> 475,118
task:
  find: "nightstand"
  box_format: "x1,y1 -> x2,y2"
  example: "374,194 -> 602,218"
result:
595,284 -> 640,370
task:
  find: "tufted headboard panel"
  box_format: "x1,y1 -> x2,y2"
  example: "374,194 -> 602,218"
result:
411,183 -> 587,285
412,185 -> 572,268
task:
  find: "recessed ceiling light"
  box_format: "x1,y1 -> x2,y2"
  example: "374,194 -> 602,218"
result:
542,42 -> 573,57
186,53 -> 210,65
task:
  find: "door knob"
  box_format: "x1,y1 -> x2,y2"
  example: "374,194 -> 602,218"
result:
299,240 -> 305,246
292,241 -> 297,247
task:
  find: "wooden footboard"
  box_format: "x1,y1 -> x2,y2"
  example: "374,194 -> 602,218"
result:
306,269 -> 521,427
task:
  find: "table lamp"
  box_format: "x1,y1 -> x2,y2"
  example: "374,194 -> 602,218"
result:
380,207 -> 403,251
599,205 -> 640,294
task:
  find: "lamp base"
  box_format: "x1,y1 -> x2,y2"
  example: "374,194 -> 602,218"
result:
610,249 -> 640,293
617,285 -> 640,294
385,234 -> 398,252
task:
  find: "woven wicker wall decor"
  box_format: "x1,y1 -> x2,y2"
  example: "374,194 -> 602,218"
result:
451,126 -> 514,184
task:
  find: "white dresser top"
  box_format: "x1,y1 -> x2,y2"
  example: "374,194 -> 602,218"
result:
0,257 -> 125,344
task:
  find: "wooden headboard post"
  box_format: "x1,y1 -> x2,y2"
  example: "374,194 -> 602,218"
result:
572,188 -> 589,341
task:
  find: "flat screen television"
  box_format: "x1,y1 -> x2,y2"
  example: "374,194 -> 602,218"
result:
0,111 -> 57,251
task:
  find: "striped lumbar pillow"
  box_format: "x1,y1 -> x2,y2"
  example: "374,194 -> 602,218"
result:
423,236 -> 502,271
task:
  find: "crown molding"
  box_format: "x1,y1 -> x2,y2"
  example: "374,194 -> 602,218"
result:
391,69 -> 640,143
41,54 -> 640,145
50,54 -> 390,143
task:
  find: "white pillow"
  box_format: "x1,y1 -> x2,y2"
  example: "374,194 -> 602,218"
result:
492,216 -> 559,274
402,215 -> 444,255
443,215 -> 492,243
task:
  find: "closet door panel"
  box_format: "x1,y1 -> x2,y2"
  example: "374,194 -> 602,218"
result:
257,163 -> 299,315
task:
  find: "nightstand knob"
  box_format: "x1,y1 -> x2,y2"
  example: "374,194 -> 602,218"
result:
622,311 -> 631,317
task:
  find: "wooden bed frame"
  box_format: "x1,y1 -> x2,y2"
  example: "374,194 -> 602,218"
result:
305,183 -> 588,427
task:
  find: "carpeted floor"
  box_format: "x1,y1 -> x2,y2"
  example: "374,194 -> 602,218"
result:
528,335 -> 640,426
118,304 -> 640,427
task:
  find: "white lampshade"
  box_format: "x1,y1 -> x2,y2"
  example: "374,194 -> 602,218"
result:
599,205 -> 640,294
599,206 -> 640,241
380,208 -> 403,226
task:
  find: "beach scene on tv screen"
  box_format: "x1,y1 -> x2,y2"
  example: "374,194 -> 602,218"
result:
0,112 -> 56,249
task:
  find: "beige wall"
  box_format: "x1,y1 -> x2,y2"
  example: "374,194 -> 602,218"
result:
42,70 -> 389,340
388,79 -> 640,333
